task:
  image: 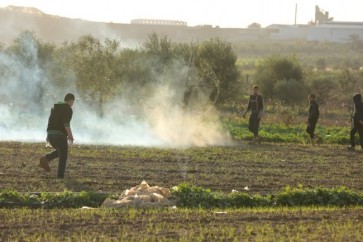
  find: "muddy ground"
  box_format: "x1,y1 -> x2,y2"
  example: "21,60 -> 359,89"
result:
0,141 -> 362,194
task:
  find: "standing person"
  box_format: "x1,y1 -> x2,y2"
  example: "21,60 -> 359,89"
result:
306,94 -> 321,146
347,93 -> 363,150
39,93 -> 75,178
243,85 -> 264,143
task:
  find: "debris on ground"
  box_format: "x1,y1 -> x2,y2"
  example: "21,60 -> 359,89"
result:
101,180 -> 176,209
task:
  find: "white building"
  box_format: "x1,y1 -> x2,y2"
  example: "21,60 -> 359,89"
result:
266,24 -> 309,40
307,22 -> 363,43
266,22 -> 363,43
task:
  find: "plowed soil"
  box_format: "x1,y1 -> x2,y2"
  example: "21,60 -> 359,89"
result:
0,141 -> 362,194
0,207 -> 362,241
1,141 -> 362,241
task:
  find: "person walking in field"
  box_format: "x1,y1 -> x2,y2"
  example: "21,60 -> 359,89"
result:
243,85 -> 264,143
306,94 -> 321,146
347,93 -> 363,151
39,93 -> 75,178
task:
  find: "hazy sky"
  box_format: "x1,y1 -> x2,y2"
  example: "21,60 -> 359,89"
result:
0,0 -> 362,27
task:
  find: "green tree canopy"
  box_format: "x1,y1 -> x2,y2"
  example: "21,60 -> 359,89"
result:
66,35 -> 122,116
254,55 -> 306,104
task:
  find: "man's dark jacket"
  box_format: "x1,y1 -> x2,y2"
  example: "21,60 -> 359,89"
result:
47,102 -> 73,135
308,100 -> 319,123
353,93 -> 363,121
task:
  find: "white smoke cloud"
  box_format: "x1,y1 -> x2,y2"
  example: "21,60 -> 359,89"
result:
0,35 -> 232,147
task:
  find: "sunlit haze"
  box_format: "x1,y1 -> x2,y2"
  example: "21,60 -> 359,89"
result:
1,0 -> 362,147
1,0 -> 362,27
0,23 -> 231,146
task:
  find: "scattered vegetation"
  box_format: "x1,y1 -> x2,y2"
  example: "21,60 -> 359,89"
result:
1,184 -> 362,209
223,120 -> 353,144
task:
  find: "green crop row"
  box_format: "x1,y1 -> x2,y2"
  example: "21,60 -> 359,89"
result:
172,183 -> 363,208
0,190 -> 118,208
223,120 -> 352,144
1,184 -> 362,209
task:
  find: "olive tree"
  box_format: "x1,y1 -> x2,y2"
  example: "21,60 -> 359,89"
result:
142,35 -> 241,108
67,35 -> 122,116
254,55 -> 307,104
194,38 -> 241,106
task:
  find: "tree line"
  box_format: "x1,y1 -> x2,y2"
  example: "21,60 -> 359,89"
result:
1,30 -> 362,114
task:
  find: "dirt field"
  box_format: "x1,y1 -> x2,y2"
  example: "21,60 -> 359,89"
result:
0,141 -> 362,194
1,141 -> 362,241
0,207 -> 362,241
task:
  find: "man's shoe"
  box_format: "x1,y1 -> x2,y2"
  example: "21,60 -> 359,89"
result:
257,137 -> 262,144
347,146 -> 355,151
39,157 -> 50,172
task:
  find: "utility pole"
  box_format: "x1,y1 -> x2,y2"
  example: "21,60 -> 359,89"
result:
294,3 -> 297,25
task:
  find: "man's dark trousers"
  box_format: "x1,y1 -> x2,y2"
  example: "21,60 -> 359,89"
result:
46,134 -> 68,178
350,120 -> 363,148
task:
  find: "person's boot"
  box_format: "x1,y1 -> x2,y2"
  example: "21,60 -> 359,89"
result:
310,138 -> 315,146
39,157 -> 50,172
347,145 -> 355,151
248,137 -> 257,145
256,136 -> 262,144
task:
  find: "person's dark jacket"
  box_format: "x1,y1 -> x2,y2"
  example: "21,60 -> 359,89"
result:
353,93 -> 363,121
308,100 -> 319,123
47,102 -> 73,135
246,94 -> 263,114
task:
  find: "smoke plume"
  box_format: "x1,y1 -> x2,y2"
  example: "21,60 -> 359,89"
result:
0,36 -> 231,147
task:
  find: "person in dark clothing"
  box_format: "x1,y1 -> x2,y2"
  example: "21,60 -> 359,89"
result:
347,93 -> 363,150
39,93 -> 75,178
306,94 -> 321,146
243,85 -> 263,143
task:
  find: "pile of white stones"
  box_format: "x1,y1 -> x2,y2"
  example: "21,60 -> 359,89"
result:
101,180 -> 176,209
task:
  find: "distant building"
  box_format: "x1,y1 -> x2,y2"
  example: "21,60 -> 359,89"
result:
307,22 -> 363,43
314,5 -> 333,25
266,22 -> 363,43
1,5 -> 363,45
130,19 -> 187,26
266,24 -> 309,40
5,5 -> 44,15
265,5 -> 363,43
